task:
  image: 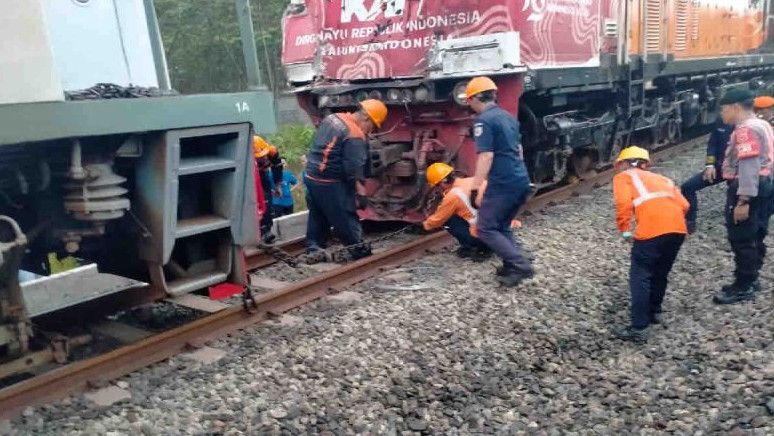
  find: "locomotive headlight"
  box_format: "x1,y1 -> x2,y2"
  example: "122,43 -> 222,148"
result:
386,88 -> 401,102
369,90 -> 383,100
329,95 -> 340,105
414,86 -> 430,102
318,95 -> 331,108
401,89 -> 413,102
355,91 -> 369,102
452,82 -> 469,106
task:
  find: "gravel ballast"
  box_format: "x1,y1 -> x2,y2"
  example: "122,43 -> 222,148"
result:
4,144 -> 773,435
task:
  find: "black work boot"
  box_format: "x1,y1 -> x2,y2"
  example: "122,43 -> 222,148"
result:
713,282 -> 756,305
614,325 -> 649,343
497,266 -> 535,287
261,231 -> 277,245
470,247 -> 493,263
495,263 -> 513,276
349,244 -> 372,261
455,246 -> 475,259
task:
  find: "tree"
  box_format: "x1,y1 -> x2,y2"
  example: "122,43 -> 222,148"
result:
154,0 -> 289,95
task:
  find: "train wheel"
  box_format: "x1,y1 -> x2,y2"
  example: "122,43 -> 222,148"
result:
570,151 -> 597,180
666,118 -> 680,144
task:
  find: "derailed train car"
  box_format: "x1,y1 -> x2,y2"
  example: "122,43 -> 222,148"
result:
0,1 -> 274,361
281,0 -> 774,221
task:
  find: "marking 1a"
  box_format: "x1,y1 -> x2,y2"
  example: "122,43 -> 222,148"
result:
235,101 -> 251,113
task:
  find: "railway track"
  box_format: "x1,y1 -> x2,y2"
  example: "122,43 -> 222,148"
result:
0,138 -> 703,419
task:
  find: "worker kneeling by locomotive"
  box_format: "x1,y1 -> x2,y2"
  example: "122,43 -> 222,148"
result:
420,163 -> 492,262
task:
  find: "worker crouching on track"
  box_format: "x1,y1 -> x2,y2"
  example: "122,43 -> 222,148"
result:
304,99 -> 388,261
714,89 -> 774,305
254,136 -> 283,244
612,146 -> 689,342
421,163 -> 492,262
462,76 -> 534,287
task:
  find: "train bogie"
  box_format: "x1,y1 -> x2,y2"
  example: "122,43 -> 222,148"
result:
0,1 -> 275,363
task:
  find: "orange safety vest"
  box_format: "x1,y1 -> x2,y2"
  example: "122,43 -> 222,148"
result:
613,168 -> 689,240
423,178 -> 486,237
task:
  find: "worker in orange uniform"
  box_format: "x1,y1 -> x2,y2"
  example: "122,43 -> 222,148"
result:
754,95 -> 774,126
421,163 -> 492,261
612,146 -> 689,342
304,100 -> 388,260
254,136 -> 283,244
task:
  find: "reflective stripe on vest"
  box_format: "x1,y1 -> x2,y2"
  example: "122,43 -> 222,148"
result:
449,187 -> 478,224
626,169 -> 675,207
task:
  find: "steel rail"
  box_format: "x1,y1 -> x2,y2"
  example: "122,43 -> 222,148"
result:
0,138 -> 703,419
0,232 -> 452,419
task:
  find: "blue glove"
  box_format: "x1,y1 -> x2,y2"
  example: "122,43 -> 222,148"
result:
622,231 -> 633,241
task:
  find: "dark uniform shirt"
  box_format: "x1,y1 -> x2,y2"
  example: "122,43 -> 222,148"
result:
305,113 -> 368,184
257,149 -> 283,186
705,123 -> 733,170
473,105 -> 530,192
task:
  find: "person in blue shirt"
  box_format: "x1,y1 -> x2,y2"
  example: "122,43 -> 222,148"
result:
269,159 -> 299,217
460,76 -> 534,287
679,122 -> 733,234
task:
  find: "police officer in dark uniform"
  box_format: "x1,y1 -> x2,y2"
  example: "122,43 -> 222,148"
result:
304,99 -> 388,260
714,89 -> 774,304
460,76 -> 534,286
680,122 -> 733,234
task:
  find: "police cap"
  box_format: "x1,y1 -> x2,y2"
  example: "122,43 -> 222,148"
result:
719,88 -> 755,106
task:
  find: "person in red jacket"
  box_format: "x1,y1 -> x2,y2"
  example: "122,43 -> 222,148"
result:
612,146 -> 689,342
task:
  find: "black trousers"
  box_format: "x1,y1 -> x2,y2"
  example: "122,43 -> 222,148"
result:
274,205 -> 294,217
259,172 -> 274,235
305,177 -> 363,251
444,215 -> 489,251
725,178 -> 773,287
629,233 -> 685,329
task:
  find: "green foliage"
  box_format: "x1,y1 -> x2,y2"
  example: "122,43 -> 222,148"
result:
268,124 -> 315,170
267,124 -> 314,210
154,0 -> 288,95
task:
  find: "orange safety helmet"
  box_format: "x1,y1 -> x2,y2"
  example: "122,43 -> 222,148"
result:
359,99 -> 388,128
754,96 -> 774,109
426,162 -> 454,186
460,76 -> 498,101
253,136 -> 277,159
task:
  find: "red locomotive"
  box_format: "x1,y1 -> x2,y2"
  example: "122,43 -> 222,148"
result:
282,0 -> 774,221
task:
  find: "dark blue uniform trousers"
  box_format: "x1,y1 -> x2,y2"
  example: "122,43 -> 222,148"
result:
477,188 -> 532,273
444,216 -> 489,251
629,233 -> 685,329
725,178 -> 773,287
305,177 -> 362,250
680,170 -> 723,226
